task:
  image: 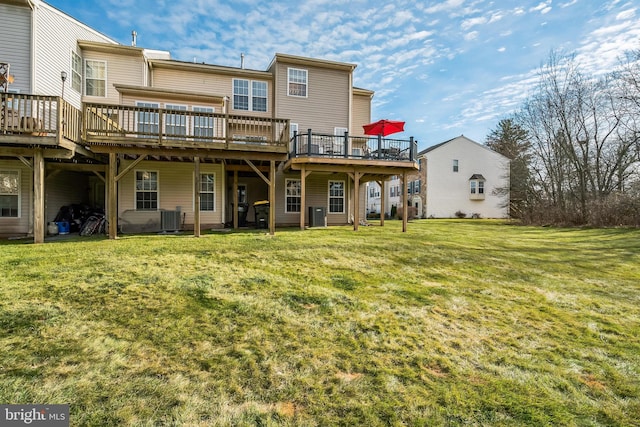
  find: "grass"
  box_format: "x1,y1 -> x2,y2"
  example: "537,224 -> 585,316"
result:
1,220 -> 639,426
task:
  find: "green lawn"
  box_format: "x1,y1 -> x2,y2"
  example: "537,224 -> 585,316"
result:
1,220 -> 639,426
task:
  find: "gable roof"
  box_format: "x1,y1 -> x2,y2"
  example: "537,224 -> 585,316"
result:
417,134 -> 509,160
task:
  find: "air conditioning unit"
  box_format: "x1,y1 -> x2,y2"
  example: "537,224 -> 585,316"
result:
161,209 -> 181,231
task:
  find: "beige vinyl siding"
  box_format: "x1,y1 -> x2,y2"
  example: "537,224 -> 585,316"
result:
118,160 -> 224,228
152,68 -> 272,118
82,51 -> 145,104
0,3 -> 32,94
352,93 -> 372,137
274,171 -> 350,226
33,3 -> 115,108
0,160 -> 31,236
274,62 -> 350,134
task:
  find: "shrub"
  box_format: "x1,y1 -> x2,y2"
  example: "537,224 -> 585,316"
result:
455,210 -> 467,218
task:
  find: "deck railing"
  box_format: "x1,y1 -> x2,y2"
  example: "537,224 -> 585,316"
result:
83,103 -> 290,148
0,93 -> 80,142
290,129 -> 416,162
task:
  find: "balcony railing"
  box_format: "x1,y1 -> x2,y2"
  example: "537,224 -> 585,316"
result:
290,129 -> 416,162
0,93 -> 81,143
83,103 -> 290,149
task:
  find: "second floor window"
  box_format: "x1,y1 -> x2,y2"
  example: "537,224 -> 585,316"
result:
165,104 -> 187,137
85,59 -> 106,97
136,102 -> 159,137
193,106 -> 214,140
71,51 -> 82,93
288,68 -> 307,97
453,159 -> 459,172
233,79 -> 267,112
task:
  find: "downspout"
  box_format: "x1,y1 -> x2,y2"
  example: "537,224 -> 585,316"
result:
30,0 -> 37,93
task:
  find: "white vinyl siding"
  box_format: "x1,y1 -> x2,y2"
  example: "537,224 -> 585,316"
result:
288,68 -> 307,97
85,59 -> 106,97
0,170 -> 20,218
135,170 -> 158,210
1,4 -> 31,94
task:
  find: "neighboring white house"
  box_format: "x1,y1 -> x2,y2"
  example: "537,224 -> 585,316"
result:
367,135 -> 510,219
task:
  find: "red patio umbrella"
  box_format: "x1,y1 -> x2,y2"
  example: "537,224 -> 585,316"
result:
363,119 -> 405,137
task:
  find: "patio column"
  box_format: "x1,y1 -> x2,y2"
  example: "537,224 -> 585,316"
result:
269,160 -> 276,235
300,166 -> 306,230
378,180 -> 385,227
402,171 -> 408,233
353,172 -> 362,231
33,148 -> 45,244
233,170 -> 239,229
108,152 -> 118,239
194,157 -> 201,237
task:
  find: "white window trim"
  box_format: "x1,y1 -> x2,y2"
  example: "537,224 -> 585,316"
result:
328,180 -> 345,214
192,105 -> 215,138
285,178 -> 301,213
134,169 -> 159,211
287,67 -> 308,98
71,50 -> 82,93
164,103 -> 188,137
135,101 -> 160,135
195,172 -> 216,212
232,79 -> 268,112
453,159 -> 459,173
0,169 -> 21,218
84,59 -> 107,97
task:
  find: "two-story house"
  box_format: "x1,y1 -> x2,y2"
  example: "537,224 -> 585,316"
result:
367,135 -> 509,219
1,0 -> 418,242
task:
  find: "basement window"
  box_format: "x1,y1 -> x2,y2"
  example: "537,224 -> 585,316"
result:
0,170 -> 20,218
135,170 -> 158,210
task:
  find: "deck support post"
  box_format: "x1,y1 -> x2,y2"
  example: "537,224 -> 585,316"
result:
353,172 -> 362,231
233,170 -> 239,229
402,171 -> 408,233
269,160 -> 276,235
33,148 -> 45,243
108,152 -> 118,239
378,180 -> 385,227
194,157 -> 201,237
300,166 -> 307,230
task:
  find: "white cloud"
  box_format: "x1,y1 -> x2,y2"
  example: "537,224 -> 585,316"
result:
461,16 -> 487,30
616,9 -> 636,20
530,2 -> 552,14
464,31 -> 479,41
423,0 -> 466,14
498,47 -> 506,52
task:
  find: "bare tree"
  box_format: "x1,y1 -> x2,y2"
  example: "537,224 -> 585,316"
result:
515,51 -> 638,225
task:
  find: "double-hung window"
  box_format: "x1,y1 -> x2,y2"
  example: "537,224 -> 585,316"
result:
453,159 -> 459,172
329,181 -> 345,213
85,59 -> 106,97
193,106 -> 214,140
199,173 -> 215,211
233,79 -> 267,112
135,171 -> 158,210
288,68 -> 307,97
71,51 -> 82,93
285,179 -> 301,213
137,102 -> 159,138
0,170 -> 20,218
469,174 -> 486,199
165,104 -> 187,138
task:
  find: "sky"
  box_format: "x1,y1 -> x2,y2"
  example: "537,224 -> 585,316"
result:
44,0 -> 640,150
